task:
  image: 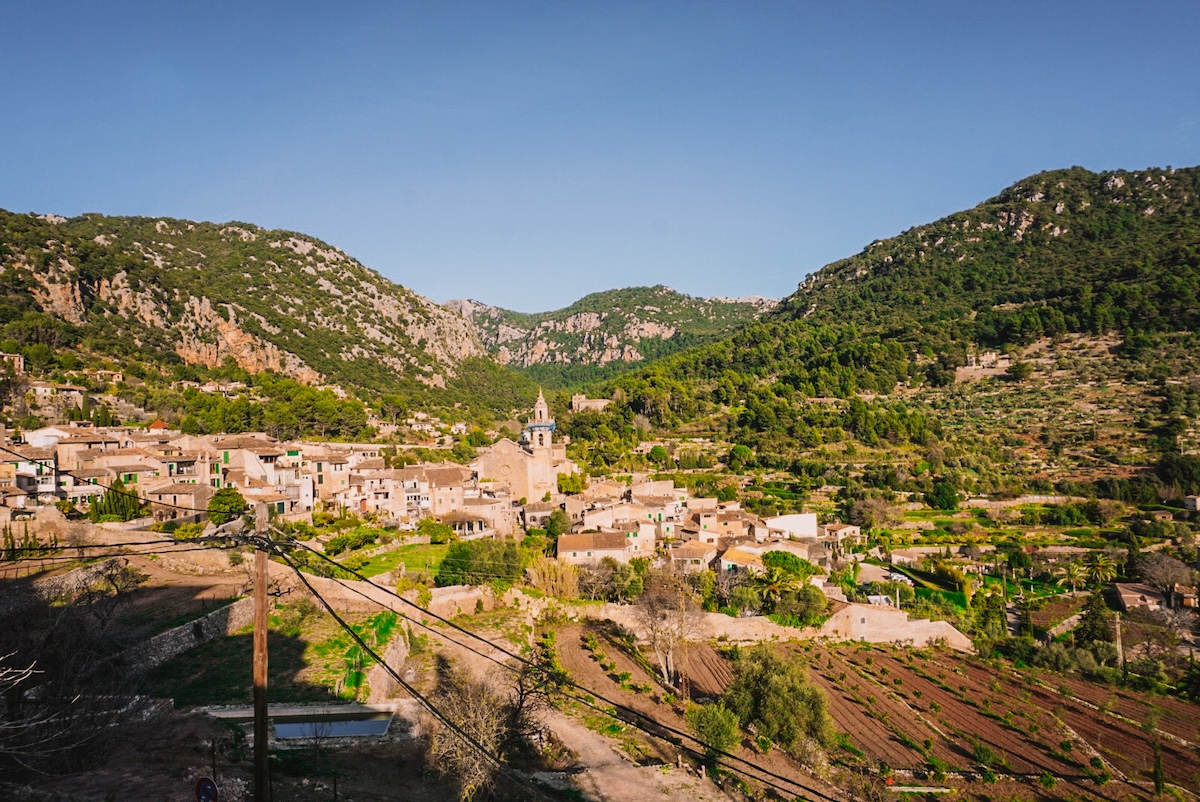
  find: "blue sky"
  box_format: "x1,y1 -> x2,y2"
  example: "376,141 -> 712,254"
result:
2,2 -> 1198,312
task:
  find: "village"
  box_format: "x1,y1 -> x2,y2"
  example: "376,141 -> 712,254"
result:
4,374 -> 1197,634
3,387 -> 860,591
3,366 -> 1199,802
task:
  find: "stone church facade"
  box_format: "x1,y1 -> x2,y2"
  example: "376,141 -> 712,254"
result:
472,390 -> 578,502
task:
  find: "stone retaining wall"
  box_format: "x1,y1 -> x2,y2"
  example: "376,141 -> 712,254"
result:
122,597 -> 256,670
366,621 -> 412,702
573,599 -> 974,652
0,561 -> 111,617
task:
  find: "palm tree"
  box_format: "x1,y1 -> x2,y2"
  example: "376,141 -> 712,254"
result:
1055,562 -> 1087,594
1084,552 -> 1117,587
755,566 -> 802,612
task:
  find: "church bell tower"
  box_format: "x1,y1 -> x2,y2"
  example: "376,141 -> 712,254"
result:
526,389 -> 556,451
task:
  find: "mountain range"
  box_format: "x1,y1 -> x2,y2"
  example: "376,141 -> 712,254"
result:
1,164 -> 1198,417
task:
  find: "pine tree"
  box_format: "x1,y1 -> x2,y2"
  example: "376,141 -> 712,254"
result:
90,479 -> 144,522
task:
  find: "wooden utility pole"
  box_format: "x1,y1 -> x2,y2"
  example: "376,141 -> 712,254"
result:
253,503 -> 271,802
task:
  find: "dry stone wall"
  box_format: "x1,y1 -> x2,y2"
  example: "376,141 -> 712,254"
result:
572,599 -> 973,652
122,597 -> 256,670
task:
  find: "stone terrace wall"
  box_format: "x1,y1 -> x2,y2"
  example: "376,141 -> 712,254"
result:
122,597 -> 256,670
821,603 -> 973,651
576,599 -> 974,652
0,561 -> 112,617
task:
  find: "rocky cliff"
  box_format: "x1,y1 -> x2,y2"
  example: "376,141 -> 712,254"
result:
447,286 -> 775,369
0,212 -> 484,391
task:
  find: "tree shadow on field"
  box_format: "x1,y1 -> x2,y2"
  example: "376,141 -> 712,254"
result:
144,629 -> 336,706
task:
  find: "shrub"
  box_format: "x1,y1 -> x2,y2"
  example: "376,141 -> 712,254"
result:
685,703 -> 741,764
436,540 -> 524,586
723,644 -> 833,750
972,741 -> 997,766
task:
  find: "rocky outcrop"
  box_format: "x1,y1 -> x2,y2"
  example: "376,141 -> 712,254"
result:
449,286 -> 774,368
1,211 -> 486,391
175,297 -> 322,382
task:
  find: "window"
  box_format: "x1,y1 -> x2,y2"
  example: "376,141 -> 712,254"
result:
317,475 -> 324,485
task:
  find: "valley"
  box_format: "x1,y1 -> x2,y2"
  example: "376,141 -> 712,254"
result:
2,164 -> 1200,802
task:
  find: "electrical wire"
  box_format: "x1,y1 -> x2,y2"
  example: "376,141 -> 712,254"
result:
268,545 -> 562,802
0,537 -> 218,553
4,543 -> 242,564
278,533 -> 843,801
0,442 -> 219,515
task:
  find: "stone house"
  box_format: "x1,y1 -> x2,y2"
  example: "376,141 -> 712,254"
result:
719,546 -> 765,574
556,532 -> 636,566
666,541 -> 718,572
146,483 -> 215,521
1114,583 -> 1166,613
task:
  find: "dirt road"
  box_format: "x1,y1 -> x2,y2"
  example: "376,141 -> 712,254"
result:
541,710 -> 741,802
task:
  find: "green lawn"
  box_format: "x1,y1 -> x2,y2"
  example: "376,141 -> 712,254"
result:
359,542 -> 449,578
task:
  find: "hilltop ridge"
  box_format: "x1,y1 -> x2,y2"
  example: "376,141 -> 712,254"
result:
447,285 -> 775,385
0,211 -> 484,394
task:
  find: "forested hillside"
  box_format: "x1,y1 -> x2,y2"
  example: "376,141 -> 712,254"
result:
0,211 -> 485,396
447,285 -> 774,387
565,166 -> 1200,485
781,165 -> 1200,342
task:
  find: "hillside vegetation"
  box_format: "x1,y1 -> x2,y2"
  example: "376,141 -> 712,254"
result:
448,285 -> 774,387
0,211 -> 484,396
559,166 -> 1200,493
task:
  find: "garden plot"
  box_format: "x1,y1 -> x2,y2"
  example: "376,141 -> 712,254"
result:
550,625 -> 850,802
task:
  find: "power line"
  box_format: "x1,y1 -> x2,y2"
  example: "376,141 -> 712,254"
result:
268,546 -> 562,802
4,543 -> 242,564
0,442 -> 217,515
1,536 -> 219,553
278,534 -> 841,801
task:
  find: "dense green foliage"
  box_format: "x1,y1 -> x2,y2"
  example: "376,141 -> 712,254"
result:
684,702 -> 742,763
207,487 -> 247,525
458,285 -> 770,388
722,644 -> 833,750
0,209 -> 536,416
565,167 -> 1200,469
88,479 -> 145,522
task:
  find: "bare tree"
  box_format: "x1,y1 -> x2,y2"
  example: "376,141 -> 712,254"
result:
425,656 -> 553,801
426,659 -> 510,801
577,561 -> 614,601
632,569 -> 700,688
848,496 -> 897,530
1159,608 -> 1198,654
76,558 -> 148,633
712,567 -> 746,608
1136,552 -> 1194,603
0,572 -> 156,777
